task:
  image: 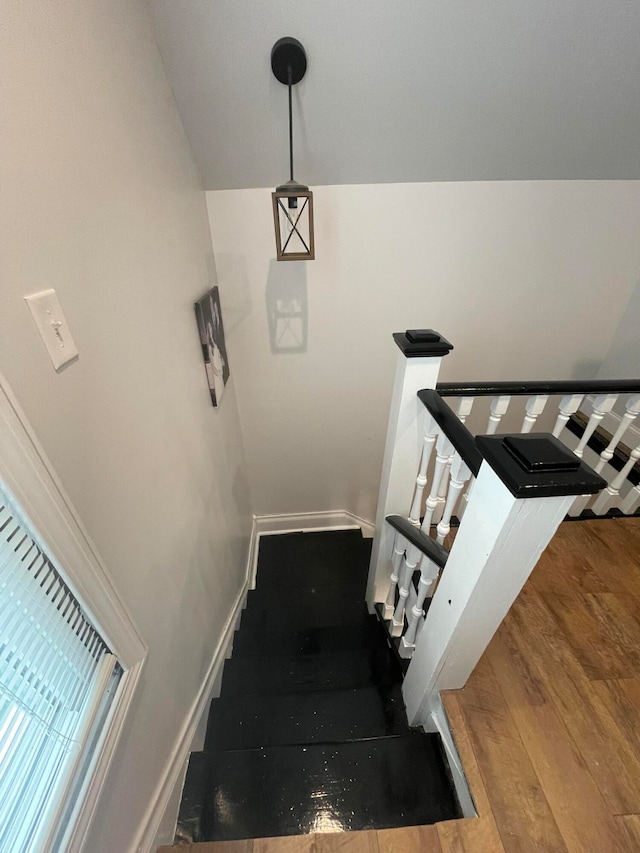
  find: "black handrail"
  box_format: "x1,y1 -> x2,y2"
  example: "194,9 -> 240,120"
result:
385,515 -> 449,570
418,389 -> 483,475
437,379 -> 640,397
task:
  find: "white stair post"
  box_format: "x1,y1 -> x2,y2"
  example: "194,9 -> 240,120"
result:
402,432 -> 605,728
367,331 -> 453,611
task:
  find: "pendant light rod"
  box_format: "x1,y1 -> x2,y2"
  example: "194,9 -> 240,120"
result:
288,66 -> 294,181
271,37 -> 307,186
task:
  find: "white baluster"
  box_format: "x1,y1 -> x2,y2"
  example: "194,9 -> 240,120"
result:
572,394 -> 619,459
421,432 -> 453,532
391,543 -> 421,637
401,556 -> 440,655
455,397 -> 474,425
408,414 -> 438,527
384,533 -> 406,619
593,444 -> 640,515
520,394 -> 549,433
594,394 -> 640,473
432,398 -> 474,526
458,395 -> 510,519
487,395 -> 511,434
621,480 -> 640,515
552,394 -> 584,438
436,453 -> 472,544
432,457 -> 452,526
568,393 -> 620,516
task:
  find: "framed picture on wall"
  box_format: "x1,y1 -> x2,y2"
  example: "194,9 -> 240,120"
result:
194,286 -> 230,407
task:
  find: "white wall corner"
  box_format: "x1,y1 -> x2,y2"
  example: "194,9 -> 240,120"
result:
254,509 -> 374,539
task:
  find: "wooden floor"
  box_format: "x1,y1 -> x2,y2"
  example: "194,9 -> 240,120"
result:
161,516 -> 640,853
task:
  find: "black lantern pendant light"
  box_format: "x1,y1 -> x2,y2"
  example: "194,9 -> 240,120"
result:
271,37 -> 314,261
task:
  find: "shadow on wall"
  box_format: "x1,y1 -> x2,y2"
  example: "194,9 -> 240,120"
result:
210,253 -> 253,337
266,258 -> 308,354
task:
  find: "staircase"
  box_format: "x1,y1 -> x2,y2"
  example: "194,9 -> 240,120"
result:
175,528 -> 461,843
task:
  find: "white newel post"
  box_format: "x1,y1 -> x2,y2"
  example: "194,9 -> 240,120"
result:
366,330 -> 453,611
402,432 -> 606,728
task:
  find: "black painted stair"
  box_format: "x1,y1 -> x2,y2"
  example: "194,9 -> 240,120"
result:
176,529 -> 461,843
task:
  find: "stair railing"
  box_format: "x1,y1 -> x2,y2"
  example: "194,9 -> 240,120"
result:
367,329 -> 640,729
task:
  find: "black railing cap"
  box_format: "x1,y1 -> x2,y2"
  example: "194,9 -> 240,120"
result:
476,433 -> 607,499
385,515 -> 449,569
393,330 -> 453,358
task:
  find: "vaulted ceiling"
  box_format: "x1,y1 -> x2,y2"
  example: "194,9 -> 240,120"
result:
148,1 -> 640,190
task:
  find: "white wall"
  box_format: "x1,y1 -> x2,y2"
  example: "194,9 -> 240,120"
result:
1,2 -> 251,851
207,181 -> 640,522
598,278 -> 640,379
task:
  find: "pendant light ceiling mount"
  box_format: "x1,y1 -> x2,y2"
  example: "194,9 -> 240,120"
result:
271,37 -> 314,261
271,37 -> 307,86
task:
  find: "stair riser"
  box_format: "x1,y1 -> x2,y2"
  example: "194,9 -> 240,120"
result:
221,649 -> 403,697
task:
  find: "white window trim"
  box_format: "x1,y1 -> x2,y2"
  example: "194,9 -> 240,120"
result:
0,373 -> 147,852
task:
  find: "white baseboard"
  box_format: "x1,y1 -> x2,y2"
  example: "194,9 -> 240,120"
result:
254,509 -> 374,538
132,541 -> 252,853
249,510 -> 375,589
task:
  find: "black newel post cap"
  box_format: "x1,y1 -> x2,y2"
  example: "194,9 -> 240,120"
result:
476,433 -> 607,499
393,329 -> 454,358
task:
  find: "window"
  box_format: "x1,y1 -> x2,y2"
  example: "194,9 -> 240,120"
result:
0,375 -> 146,852
0,484 -> 122,852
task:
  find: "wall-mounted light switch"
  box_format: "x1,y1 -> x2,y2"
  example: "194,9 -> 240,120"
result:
24,289 -> 79,372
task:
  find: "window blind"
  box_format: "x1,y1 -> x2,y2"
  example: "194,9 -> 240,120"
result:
0,486 -> 120,853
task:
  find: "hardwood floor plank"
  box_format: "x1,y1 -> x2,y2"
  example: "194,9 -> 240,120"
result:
507,588 -> 640,814
450,655 -> 566,852
541,591 -> 640,680
616,815 -> 640,848
486,623 -> 631,852
253,835 -> 314,852
314,830 -> 379,853
589,678 -> 640,761
530,524 -> 611,596
574,520 -> 640,595
376,826 -> 442,853
582,593 -> 640,675
159,843 -> 253,853
438,693 -> 505,853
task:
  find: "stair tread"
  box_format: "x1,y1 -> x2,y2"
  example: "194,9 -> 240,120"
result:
241,582 -> 369,631
200,734 -> 462,840
204,684 -> 410,751
255,531 -> 371,588
231,618 -> 388,657
221,648 -> 402,697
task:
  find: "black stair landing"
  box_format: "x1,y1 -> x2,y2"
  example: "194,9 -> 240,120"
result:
176,529 -> 461,843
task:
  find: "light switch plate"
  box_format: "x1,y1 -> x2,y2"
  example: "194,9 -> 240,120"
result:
24,289 -> 79,372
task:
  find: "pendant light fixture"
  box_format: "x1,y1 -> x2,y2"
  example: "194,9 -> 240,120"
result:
271,37 -> 315,261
